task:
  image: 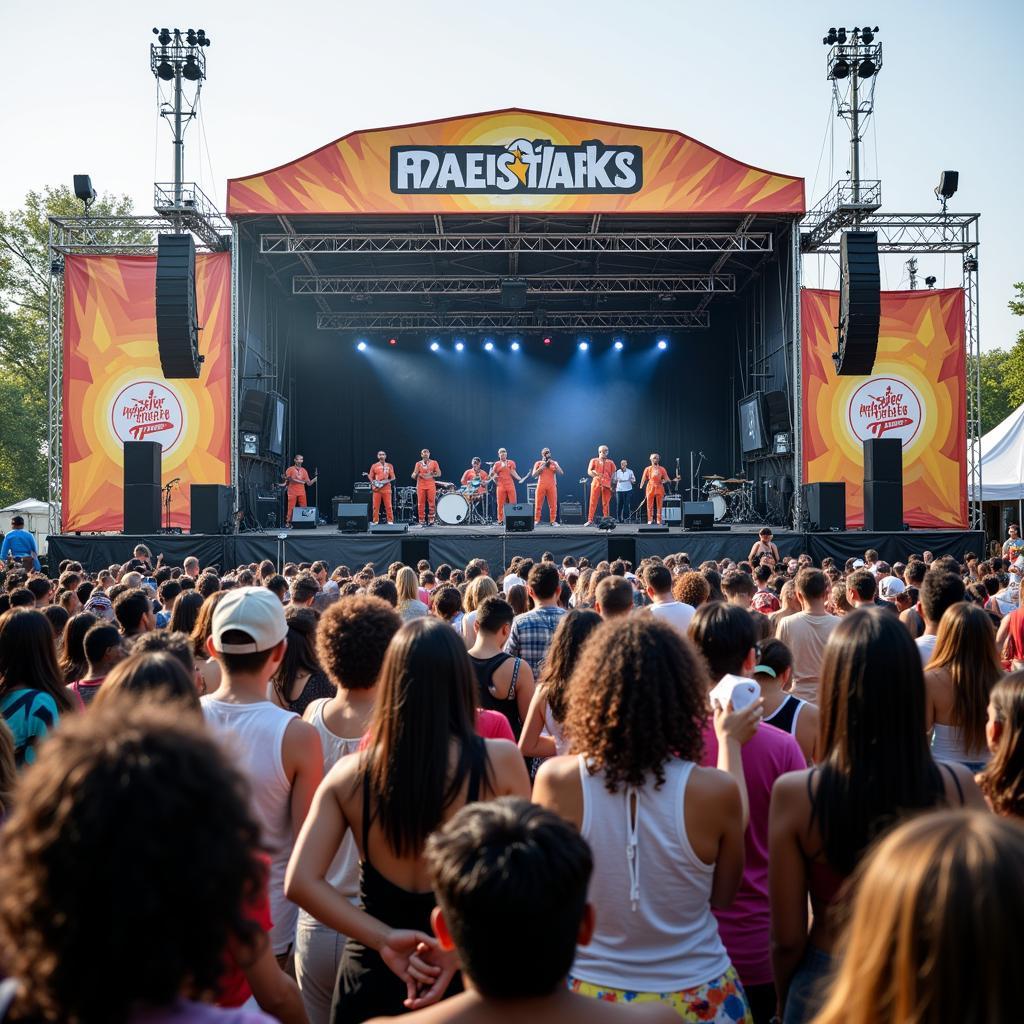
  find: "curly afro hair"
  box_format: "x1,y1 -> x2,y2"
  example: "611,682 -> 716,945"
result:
316,594 -> 401,690
564,616 -> 710,792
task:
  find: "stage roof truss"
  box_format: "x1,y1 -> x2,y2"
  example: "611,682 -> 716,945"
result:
316,310 -> 711,330
801,211 -> 979,254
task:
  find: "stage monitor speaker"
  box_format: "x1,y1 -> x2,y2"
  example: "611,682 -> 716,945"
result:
370,523 -> 408,534
864,481 -> 903,532
607,537 -> 636,565
504,504 -> 534,533
124,485 -> 161,534
662,495 -> 682,524
239,389 -> 269,433
639,525 -> 670,534
863,438 -> 903,483
291,506 -> 317,529
683,501 -> 715,531
833,231 -> 881,376
559,501 -> 583,525
155,233 -> 201,378
190,484 -> 233,534
402,539 -> 430,567
764,390 -> 792,434
335,503 -> 368,534
802,483 -> 847,531
123,440 -> 161,489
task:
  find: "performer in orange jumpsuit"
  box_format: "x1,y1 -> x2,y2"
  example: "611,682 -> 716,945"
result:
282,454 -> 316,526
366,451 -> 395,524
460,457 -> 490,500
490,448 -> 526,524
640,452 -> 671,525
585,445 -> 615,525
411,448 -> 442,526
529,448 -> 564,525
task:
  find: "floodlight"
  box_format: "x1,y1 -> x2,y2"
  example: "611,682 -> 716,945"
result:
858,58 -> 876,78
831,58 -> 850,79
155,27 -> 172,45
934,171 -> 959,200
182,55 -> 202,81
657,339 -> 668,351
455,341 -> 465,352
186,29 -> 198,46
356,341 -> 367,351
156,59 -> 175,80
429,341 -> 440,352
484,341 -> 494,351
861,26 -> 876,43
925,276 -> 937,288
510,341 -> 520,351
578,341 -> 589,352
614,340 -> 624,350
837,27 -> 847,43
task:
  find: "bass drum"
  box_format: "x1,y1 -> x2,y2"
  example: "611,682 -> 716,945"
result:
436,492 -> 470,525
710,493 -> 727,522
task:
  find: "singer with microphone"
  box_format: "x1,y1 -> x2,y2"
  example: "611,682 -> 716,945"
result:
280,453 -> 317,527
529,447 -> 564,526
489,448 -> 525,525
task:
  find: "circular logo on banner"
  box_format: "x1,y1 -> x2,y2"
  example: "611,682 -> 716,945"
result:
847,376 -> 923,446
110,380 -> 185,453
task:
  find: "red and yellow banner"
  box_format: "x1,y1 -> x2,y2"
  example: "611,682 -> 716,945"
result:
227,107 -> 804,217
801,288 -> 967,528
62,253 -> 232,532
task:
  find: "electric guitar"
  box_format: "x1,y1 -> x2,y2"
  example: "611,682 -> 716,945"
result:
363,471 -> 393,490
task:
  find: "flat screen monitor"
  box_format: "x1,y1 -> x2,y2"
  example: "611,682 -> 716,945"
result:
266,396 -> 286,456
738,393 -> 767,454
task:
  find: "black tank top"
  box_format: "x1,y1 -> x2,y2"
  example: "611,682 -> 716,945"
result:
470,652 -> 523,739
764,693 -> 804,735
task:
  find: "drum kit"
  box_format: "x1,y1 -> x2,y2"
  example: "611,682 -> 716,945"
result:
429,478 -> 493,525
702,474 -> 755,523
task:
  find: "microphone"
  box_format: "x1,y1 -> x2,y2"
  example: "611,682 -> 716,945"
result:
167,477 -> 181,485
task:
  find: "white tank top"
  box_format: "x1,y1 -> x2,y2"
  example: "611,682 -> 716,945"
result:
201,696 -> 298,955
930,722 -> 989,766
573,756 -> 731,992
297,698 -> 362,929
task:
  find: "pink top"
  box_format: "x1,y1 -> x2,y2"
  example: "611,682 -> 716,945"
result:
701,720 -> 805,987
358,709 -> 515,749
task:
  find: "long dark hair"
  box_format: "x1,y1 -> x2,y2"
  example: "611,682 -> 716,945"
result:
58,612 -> 99,683
168,590 -> 204,637
0,609 -> 74,713
541,610 -> 602,724
365,618 -> 487,857
271,607 -> 322,706
814,607 -> 944,875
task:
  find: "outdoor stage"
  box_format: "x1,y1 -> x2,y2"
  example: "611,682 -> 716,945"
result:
48,526 -> 985,574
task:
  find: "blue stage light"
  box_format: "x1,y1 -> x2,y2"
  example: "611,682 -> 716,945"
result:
484,340 -> 494,351
429,341 -> 440,352
657,338 -> 668,350
455,341 -> 465,352
356,340 -> 367,352
510,340 -> 521,351
578,341 -> 589,352
614,339 -> 624,351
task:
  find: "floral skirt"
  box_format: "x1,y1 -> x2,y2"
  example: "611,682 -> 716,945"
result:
569,965 -> 753,1022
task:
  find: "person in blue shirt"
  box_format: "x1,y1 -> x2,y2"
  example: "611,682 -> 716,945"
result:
0,516 -> 40,571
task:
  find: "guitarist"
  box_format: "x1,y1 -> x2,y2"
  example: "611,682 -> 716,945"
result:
410,448 -> 442,527
365,450 -> 396,524
584,444 -> 615,526
281,454 -> 317,527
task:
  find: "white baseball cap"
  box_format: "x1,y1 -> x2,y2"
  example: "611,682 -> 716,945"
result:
852,559 -> 866,569
211,586 -> 288,653
879,576 -> 906,599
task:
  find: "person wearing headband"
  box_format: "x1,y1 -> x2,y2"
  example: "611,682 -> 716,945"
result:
752,638 -> 818,764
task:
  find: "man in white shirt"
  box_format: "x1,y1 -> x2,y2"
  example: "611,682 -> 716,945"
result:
775,568 -> 838,703
644,563 -> 695,633
613,459 -> 636,522
916,569 -> 965,666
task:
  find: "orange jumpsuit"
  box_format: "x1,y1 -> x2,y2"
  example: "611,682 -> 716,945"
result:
367,462 -> 395,523
492,460 -> 519,522
531,460 -> 562,524
284,466 -> 311,524
412,459 -> 441,524
460,468 -> 489,501
587,457 -> 615,522
640,465 -> 671,524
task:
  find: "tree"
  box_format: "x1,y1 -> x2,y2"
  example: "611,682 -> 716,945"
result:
0,187 -> 148,509
971,347 -> 1015,435
1004,282 -> 1024,407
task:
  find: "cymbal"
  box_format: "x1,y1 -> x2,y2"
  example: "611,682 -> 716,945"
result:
703,474 -> 725,480
723,478 -> 748,484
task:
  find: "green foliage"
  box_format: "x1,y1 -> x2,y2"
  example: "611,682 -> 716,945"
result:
968,282 -> 1024,436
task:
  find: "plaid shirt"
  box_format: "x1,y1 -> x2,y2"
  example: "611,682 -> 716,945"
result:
505,605 -> 567,676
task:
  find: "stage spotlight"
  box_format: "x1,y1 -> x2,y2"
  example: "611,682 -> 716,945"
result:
578,341 -> 589,352
830,57 -> 850,79
429,341 -> 440,352
182,54 -> 203,81
484,340 -> 494,351
925,276 -> 937,289
510,340 -> 521,351
543,336 -> 552,346
356,341 -> 367,352
154,27 -> 172,45
857,58 -> 876,78
388,337 -> 397,346
156,59 -> 175,80
455,341 -> 465,352
837,26 -> 847,43
613,339 -> 624,351
860,26 -> 877,44
657,339 -> 668,351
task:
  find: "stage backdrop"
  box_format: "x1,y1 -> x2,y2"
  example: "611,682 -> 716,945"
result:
801,288 -> 967,529
62,253 -> 232,532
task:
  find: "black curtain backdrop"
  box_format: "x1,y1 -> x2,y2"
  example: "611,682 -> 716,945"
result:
290,329 -> 734,508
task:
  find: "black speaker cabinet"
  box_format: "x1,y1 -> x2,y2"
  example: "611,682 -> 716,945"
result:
123,440 -> 161,489
370,523 -> 408,534
683,501 -> 715,530
864,481 -> 903,532
863,438 -> 903,483
124,485 -> 161,534
504,504 -> 534,533
291,506 -> 317,529
155,233 -> 201,378
190,484 -> 234,534
239,389 -> 269,433
834,231 -> 881,376
763,390 -> 792,433
802,483 -> 847,531
335,503 -> 368,533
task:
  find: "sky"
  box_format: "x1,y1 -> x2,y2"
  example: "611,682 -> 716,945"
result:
2,0 -> 1021,349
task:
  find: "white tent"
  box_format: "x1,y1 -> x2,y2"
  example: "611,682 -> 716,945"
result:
970,402 -> 1024,503
0,498 -> 54,555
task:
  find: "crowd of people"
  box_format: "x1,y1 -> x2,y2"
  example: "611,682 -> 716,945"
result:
1,526 -> 1023,1024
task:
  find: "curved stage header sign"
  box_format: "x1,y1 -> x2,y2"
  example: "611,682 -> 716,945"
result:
227,108 -> 804,217
801,288 -> 967,529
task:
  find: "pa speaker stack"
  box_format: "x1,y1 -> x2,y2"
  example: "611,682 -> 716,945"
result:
802,483 -> 846,532
123,441 -> 162,533
863,438 -> 903,531
833,231 -> 881,376
190,484 -> 234,534
155,234 -> 202,378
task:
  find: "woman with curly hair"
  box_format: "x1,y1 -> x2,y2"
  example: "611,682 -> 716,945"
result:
534,616 -> 759,1022
978,671 -> 1024,818
0,700 -> 280,1023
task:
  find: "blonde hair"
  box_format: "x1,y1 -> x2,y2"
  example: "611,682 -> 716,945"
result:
395,566 -> 420,605
811,809 -> 1024,1024
463,575 -> 498,614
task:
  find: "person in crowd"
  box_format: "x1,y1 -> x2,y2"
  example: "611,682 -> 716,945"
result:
58,610 -> 99,684
923,602 -> 1000,772
41,604 -> 68,636
290,573 -> 321,610
977,671 -> 1024,818
7,588 -> 33,609
294,596 -> 402,1024
154,579 -> 182,628
113,587 -> 156,639
673,570 -> 711,610
811,810 -> 1022,1024
0,515 -> 40,570
702,567 -> 726,604
459,575 -> 498,646
769,581 -> 800,632
0,608 -> 75,769
191,591 -> 228,696
169,588 -> 205,636
642,564 -> 694,633
594,575 -> 634,621
996,595 -> 1024,670
752,639 -> 818,766
722,571 -> 756,610
67,622 -> 125,706
843,569 -> 877,612
504,582 -> 528,616
534,616 -> 759,1022
90,651 -> 201,714
396,566 -> 430,622
915,570 -> 966,666
505,563 -> 566,676
271,606 -> 334,716
775,569 -> 837,704
519,609 -> 602,759
27,576 -> 52,608
430,585 -> 463,631
202,587 -> 324,967
467,595 -> 535,740
748,528 -> 781,564
285,617 -> 531,1022
386,797 -> 677,1024
129,629 -> 196,675
0,699 -> 293,1024
769,608 -> 985,1024
1002,522 -> 1023,559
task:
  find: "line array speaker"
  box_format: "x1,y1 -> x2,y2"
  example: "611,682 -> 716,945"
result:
802,483 -> 846,532
155,234 -> 202,378
833,231 -> 881,376
763,390 -> 792,434
239,389 -> 269,433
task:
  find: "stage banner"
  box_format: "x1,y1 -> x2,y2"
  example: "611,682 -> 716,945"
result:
228,107 -> 804,217
62,253 -> 232,533
801,288 -> 967,529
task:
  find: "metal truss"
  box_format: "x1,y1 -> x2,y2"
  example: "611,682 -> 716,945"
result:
49,213 -> 230,254
46,220 -> 65,535
801,211 -> 979,254
965,256 -> 982,529
293,273 -> 736,296
317,310 -> 710,330
262,232 -> 773,256
800,179 -> 883,251
153,182 -> 232,250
